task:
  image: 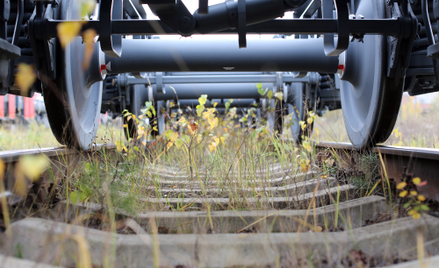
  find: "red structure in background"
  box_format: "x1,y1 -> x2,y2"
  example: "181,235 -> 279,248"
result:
0,96 -> 4,118
1,95 -> 37,120
24,96 -> 35,119
8,95 -> 15,119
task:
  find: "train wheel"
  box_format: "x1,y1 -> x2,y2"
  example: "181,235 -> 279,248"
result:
340,0 -> 403,149
287,83 -> 313,143
124,84 -> 148,139
43,0 -> 104,149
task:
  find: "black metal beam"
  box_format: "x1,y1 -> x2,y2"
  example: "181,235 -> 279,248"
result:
43,18 -> 402,38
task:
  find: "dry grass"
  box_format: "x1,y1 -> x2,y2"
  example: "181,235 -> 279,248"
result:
0,96 -> 438,267
313,93 -> 439,148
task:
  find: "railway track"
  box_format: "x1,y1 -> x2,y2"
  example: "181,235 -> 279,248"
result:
0,141 -> 438,267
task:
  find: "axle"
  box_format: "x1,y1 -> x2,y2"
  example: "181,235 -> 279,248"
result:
105,38 -> 339,73
171,99 -> 258,109
151,83 -> 273,101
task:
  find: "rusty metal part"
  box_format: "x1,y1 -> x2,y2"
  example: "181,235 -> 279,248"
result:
315,141 -> 439,202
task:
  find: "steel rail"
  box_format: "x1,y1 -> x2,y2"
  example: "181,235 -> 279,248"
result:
314,141 -> 439,202
0,144 -> 116,163
2,141 -> 437,203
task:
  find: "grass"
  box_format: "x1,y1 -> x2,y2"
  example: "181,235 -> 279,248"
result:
0,96 -> 438,267
312,93 -> 439,148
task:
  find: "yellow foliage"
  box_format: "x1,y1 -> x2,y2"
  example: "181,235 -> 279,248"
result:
167,141 -> 173,150
57,21 -> 83,48
197,135 -> 203,144
274,91 -> 283,101
115,140 -> 127,153
208,144 -> 216,153
399,190 -> 408,197
300,159 -> 310,173
209,117 -> 219,130
396,182 -> 407,189
15,63 -> 36,96
302,141 -> 312,152
408,209 -> 420,219
82,29 -> 97,70
14,155 -> 49,196
220,136 -> 225,144
412,177 -> 421,185
80,0 -> 96,18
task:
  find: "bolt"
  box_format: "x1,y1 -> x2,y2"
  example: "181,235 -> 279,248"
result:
180,16 -> 192,29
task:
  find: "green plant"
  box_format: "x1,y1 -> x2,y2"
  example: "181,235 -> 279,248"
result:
397,177 -> 429,219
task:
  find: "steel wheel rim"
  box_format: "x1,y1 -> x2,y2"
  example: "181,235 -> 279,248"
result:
340,0 -> 397,149
57,0 -> 102,149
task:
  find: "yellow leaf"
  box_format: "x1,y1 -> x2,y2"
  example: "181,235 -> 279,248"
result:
208,144 -> 216,153
197,135 -> 203,144
80,0 -> 96,18
214,137 -> 220,145
82,29 -> 97,70
15,64 -> 36,96
412,177 -> 421,185
115,141 -> 124,152
213,102 -> 218,108
408,209 -> 416,216
302,141 -> 312,152
209,117 -> 219,130
173,186 -> 177,188
418,195 -> 426,201
57,21 -> 83,48
169,132 -> 178,142
410,190 -> 418,196
274,91 -> 283,101
412,213 -> 420,220
188,122 -> 198,136
300,163 -> 310,173
314,226 -> 323,232
175,139 -> 183,149
220,137 -> 225,144
167,141 -> 173,150
153,126 -> 158,131
321,174 -> 327,179
123,124 -> 128,128
198,94 -> 207,105
18,155 -> 49,182
307,117 -> 314,125
399,190 -> 408,197
396,182 -> 407,190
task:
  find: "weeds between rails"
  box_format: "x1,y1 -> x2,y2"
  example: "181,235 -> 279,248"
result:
1,97 -> 438,267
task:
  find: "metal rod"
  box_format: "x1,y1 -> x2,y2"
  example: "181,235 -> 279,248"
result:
127,74 -> 309,85
44,19 -> 401,38
172,98 -> 257,108
106,38 -> 338,73
152,83 -> 273,100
